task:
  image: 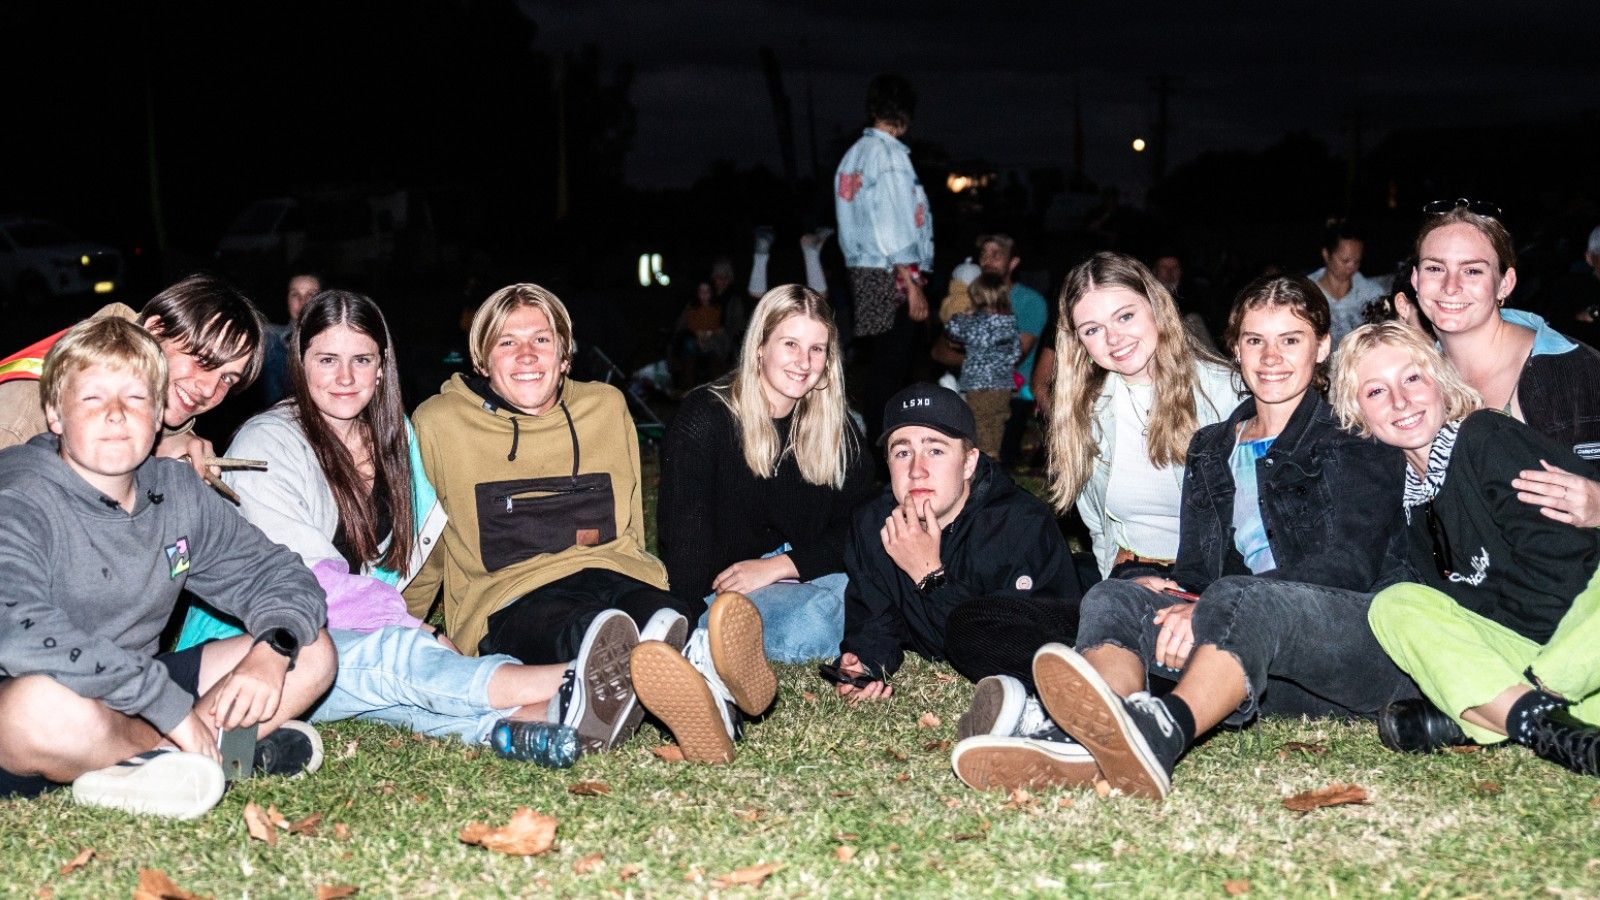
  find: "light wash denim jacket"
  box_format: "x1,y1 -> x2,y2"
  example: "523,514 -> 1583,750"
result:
834,128 -> 933,271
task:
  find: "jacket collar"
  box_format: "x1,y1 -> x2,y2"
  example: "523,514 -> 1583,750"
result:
1197,388 -> 1327,462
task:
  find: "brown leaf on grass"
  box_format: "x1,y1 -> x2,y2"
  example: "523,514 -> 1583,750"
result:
1056,796 -> 1076,809
1444,744 -> 1482,754
133,868 -> 209,900
922,739 -> 952,753
734,807 -> 765,823
1224,879 -> 1250,895
917,712 -> 942,729
459,807 -> 558,856
567,780 -> 612,796
651,745 -> 686,762
802,691 -> 818,703
943,797 -> 961,809
711,862 -> 781,888
1277,741 -> 1329,760
333,823 -> 352,842
884,748 -> 908,762
573,852 -> 604,875
315,886 -> 359,900
288,812 -> 323,836
1475,781 -> 1503,796
243,802 -> 278,846
830,791 -> 855,799
1004,789 -> 1037,810
894,773 -> 910,783
35,887 -> 52,900
380,782 -> 396,796
341,740 -> 359,759
618,864 -> 642,881
934,671 -> 961,683
265,805 -> 289,828
834,846 -> 857,862
834,831 -> 859,842
951,832 -> 987,842
1282,782 -> 1369,813
58,847 -> 94,876
1093,778 -> 1112,799
1589,795 -> 1600,810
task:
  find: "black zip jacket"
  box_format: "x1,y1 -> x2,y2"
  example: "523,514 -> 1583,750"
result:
1518,337 -> 1600,461
840,454 -> 1078,677
1404,410 -> 1600,643
1171,390 -> 1407,594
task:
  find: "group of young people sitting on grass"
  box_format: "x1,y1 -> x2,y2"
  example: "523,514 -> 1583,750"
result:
0,200 -> 1596,822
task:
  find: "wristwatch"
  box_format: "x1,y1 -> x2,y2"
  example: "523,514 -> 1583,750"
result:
253,627 -> 301,670
916,566 -> 948,594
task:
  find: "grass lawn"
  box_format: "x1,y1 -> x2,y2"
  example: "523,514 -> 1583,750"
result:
6,457 -> 1600,896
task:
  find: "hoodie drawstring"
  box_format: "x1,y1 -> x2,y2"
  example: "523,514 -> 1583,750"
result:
507,416 -> 520,462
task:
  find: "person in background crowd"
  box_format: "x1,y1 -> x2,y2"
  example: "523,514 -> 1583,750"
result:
257,272 -> 323,406
1310,220 -> 1386,348
945,273 -> 1020,459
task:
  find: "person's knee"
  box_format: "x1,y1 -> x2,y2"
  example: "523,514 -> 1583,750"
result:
0,676 -> 111,765
290,629 -> 338,699
1367,584 -> 1436,643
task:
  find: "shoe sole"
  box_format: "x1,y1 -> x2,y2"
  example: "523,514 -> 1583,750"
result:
707,592 -> 776,716
1033,645 -> 1170,801
951,736 -> 1101,791
72,751 -> 226,820
630,641 -> 734,764
958,676 -> 1022,740
571,611 -> 642,752
259,720 -> 325,776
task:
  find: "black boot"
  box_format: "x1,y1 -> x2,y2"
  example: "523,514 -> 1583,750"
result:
1377,699 -> 1470,754
1525,709 -> 1600,777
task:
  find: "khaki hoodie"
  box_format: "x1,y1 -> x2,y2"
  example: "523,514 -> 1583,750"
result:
404,373 -> 665,654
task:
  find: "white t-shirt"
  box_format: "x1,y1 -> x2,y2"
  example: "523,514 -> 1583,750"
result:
1103,382 -> 1183,561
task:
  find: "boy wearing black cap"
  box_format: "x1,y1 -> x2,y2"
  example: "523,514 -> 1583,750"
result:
832,384 -> 1079,704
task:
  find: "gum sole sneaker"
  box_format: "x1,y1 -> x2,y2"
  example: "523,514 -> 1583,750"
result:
1032,643 -> 1171,801
568,609 -> 642,752
707,591 -> 777,716
630,640 -> 735,763
72,749 -> 226,820
951,735 -> 1101,791
641,607 -> 690,651
958,674 -> 1028,739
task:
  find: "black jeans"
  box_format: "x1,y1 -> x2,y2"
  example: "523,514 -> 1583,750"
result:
944,595 -> 1080,690
478,568 -> 699,665
1076,575 -> 1418,726
858,307 -> 919,448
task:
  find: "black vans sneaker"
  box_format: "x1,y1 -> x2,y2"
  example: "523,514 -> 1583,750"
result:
254,720 -> 323,777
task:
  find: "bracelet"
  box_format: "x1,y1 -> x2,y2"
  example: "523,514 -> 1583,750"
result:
916,566 -> 947,594
251,627 -> 301,671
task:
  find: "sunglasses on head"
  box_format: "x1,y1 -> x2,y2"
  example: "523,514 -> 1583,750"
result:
1422,198 -> 1503,219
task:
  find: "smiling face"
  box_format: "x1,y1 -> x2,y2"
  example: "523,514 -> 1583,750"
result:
1071,286 -> 1161,384
887,425 -> 980,524
303,324 -> 381,428
757,313 -> 829,418
484,304 -> 569,416
158,341 -> 249,429
1321,239 -> 1364,282
1353,342 -> 1447,469
46,363 -> 161,497
1413,222 -> 1516,338
1235,304 -> 1329,411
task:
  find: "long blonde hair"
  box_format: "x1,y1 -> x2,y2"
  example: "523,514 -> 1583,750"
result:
1047,252 -> 1222,513
713,285 -> 858,488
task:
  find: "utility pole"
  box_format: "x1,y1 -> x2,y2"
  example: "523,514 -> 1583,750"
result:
759,47 -> 799,189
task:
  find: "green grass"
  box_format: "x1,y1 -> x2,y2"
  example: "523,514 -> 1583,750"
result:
6,454 -> 1600,897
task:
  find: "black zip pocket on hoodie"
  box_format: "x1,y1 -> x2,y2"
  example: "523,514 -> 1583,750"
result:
474,474 -> 616,572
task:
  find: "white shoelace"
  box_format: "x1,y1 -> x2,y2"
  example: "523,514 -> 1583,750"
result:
683,630 -> 737,738
1015,696 -> 1051,738
1126,692 -> 1176,738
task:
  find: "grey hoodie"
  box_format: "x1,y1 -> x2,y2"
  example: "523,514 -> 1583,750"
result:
0,434 -> 326,733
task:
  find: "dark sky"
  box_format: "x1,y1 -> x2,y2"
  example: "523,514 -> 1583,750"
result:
523,0 -> 1600,193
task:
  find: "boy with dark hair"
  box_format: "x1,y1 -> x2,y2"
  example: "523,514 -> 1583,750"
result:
0,318 -> 333,818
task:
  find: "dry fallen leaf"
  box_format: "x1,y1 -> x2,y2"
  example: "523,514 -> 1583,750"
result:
894,773 -> 910,783
133,868 -> 208,900
934,671 -> 961,683
36,887 -> 53,900
734,807 -> 765,823
333,823 -> 352,842
1004,788 -> 1037,810
922,739 -> 952,753
943,797 -> 961,809
884,748 -> 908,762
834,831 -> 859,842
573,852 -> 604,874
802,691 -> 818,703
1093,778 -> 1113,799
835,846 -> 857,863
1445,744 -> 1482,754
830,791 -> 855,799
288,812 -> 323,836
951,831 -> 987,842
1056,796 -> 1076,809
459,807 -> 558,856
341,740 -> 359,759
58,847 -> 94,876
243,802 -> 278,846
1224,879 -> 1251,895
619,864 -> 642,881
917,712 -> 942,729
712,862 -> 782,888
1282,782 -> 1370,813
568,781 -> 612,796
1280,741 -> 1328,756
1589,795 -> 1600,810
651,745 -> 686,762
315,886 -> 359,900
1475,781 -> 1503,796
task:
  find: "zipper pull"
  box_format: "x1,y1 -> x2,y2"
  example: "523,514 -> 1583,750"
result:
505,496 -> 513,513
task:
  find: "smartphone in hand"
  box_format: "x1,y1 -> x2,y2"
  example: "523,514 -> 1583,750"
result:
818,662 -> 878,690
1162,587 -> 1201,602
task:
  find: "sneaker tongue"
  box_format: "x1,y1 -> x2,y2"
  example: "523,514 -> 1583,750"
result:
548,667 -> 577,725
1016,697 -> 1051,738
683,631 -> 736,706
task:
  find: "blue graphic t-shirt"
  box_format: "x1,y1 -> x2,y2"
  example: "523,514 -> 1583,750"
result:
1230,434 -> 1277,573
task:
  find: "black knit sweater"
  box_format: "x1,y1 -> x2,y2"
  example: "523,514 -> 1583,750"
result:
658,384 -> 877,605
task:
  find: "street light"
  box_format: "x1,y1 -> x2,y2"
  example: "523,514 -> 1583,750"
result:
1131,138 -> 1147,152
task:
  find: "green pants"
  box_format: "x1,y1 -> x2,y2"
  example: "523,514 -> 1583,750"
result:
1368,569 -> 1600,744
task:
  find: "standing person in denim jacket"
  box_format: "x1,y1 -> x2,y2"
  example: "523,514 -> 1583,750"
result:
835,73 -> 933,446
1412,200 -> 1600,529
957,276 -> 1416,800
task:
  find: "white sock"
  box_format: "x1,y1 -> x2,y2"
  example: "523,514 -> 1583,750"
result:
747,252 -> 769,297
802,244 -> 827,295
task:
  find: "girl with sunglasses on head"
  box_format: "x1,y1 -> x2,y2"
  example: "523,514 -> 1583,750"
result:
1333,321 -> 1600,776
1411,200 -> 1600,528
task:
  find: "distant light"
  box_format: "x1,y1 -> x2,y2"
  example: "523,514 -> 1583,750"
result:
947,174 -> 973,194
638,253 -> 670,287
93,281 -> 115,294
1131,138 -> 1147,152
637,254 -> 651,287
80,254 -> 91,266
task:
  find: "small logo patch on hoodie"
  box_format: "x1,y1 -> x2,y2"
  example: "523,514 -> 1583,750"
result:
164,536 -> 191,579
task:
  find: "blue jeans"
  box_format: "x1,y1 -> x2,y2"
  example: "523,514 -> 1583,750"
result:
1077,575 -> 1417,727
312,627 -> 522,745
699,574 -> 848,664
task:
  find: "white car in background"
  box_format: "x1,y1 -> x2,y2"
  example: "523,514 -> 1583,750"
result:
0,216 -> 123,305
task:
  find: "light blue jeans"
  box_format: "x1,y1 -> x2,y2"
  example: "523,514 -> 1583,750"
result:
698,565 -> 849,664
312,627 -> 523,745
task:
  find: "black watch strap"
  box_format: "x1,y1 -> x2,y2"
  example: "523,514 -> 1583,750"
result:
253,627 -> 301,671
916,566 -> 948,594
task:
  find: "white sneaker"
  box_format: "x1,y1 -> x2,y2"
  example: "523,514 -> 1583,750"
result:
640,607 -> 689,650
951,734 -> 1100,792
72,748 -> 225,820
958,674 -> 1028,739
547,609 -> 640,752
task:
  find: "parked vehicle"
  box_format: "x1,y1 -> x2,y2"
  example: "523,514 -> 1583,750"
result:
0,216 -> 124,305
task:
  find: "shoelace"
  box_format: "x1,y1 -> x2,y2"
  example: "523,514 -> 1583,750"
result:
1015,696 -> 1053,738
549,667 -> 578,725
683,631 -> 739,738
1126,692 -> 1176,738
1530,719 -> 1600,774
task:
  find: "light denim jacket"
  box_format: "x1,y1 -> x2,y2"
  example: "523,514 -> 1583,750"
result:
1075,359 -> 1241,578
834,128 -> 934,271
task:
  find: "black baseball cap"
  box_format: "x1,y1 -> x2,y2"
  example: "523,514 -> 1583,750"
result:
879,383 -> 977,445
